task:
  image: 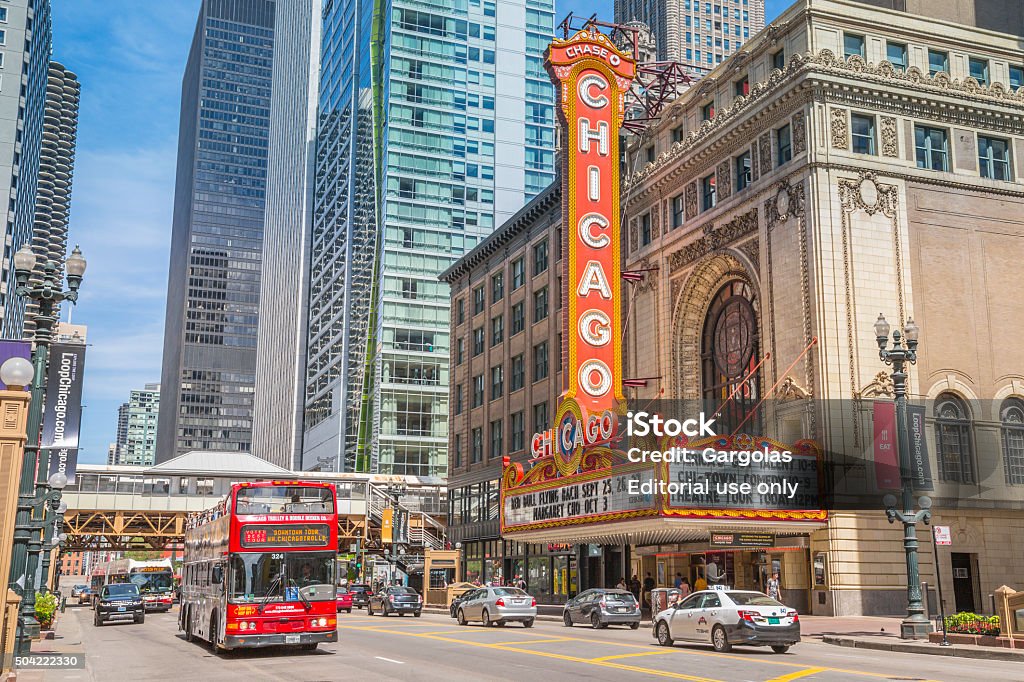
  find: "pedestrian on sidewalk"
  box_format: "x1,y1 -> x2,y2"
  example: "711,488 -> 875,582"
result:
767,572 -> 781,601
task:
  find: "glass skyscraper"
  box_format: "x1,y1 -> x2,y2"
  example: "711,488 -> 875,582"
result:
615,0 -> 765,76
157,0 -> 276,462
1,0 -> 53,338
302,0 -> 556,475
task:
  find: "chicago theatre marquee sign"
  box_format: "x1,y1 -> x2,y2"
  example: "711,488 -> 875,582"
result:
499,28 -> 826,540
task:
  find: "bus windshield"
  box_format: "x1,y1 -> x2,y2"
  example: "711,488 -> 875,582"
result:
229,552 -> 335,603
129,569 -> 174,594
235,486 -> 335,515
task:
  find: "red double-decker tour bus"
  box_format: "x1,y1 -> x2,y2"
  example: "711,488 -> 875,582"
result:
179,481 -> 339,652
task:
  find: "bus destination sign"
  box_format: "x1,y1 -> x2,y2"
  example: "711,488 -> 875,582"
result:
239,524 -> 332,548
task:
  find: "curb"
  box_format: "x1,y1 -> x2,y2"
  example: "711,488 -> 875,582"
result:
822,635 -> 1024,662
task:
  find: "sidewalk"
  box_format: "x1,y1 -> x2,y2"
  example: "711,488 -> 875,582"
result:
8,606 -> 88,682
799,615 -> 1024,663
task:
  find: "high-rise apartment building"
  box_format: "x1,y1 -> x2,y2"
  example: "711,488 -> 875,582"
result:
0,1 -> 53,338
301,1 -> 557,475
157,0 -> 276,462
250,0 -> 320,469
108,384 -> 160,467
614,0 -> 765,76
25,62 -> 80,338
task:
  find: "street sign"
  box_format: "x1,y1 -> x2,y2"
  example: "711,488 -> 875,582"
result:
934,525 -> 952,546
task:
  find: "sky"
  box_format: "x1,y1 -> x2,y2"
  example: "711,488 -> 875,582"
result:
53,0 -> 787,464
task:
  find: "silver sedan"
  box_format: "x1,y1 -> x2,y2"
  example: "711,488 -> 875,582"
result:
455,587 -> 537,627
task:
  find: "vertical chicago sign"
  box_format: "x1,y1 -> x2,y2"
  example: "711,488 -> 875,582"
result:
548,30 -> 635,459
549,30 -> 634,418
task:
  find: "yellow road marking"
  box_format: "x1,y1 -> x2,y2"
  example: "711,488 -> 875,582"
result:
763,668 -> 829,682
493,637 -> 574,645
339,623 -> 944,681
591,650 -> 679,662
338,624 -> 721,681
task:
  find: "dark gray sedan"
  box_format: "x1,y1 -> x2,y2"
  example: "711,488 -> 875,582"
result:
563,589 -> 641,629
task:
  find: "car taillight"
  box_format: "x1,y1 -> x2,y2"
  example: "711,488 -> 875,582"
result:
531,597 -> 537,607
495,598 -> 505,607
737,610 -> 757,622
788,610 -> 799,622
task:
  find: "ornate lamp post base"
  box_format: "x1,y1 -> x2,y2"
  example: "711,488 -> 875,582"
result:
901,615 -> 933,640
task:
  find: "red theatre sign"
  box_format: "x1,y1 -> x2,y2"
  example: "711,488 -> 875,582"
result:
546,30 -> 635,418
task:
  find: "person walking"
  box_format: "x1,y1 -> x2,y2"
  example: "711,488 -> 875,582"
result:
766,572 -> 781,601
679,577 -> 691,598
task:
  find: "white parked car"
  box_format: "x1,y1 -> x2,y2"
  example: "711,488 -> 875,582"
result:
653,590 -> 800,653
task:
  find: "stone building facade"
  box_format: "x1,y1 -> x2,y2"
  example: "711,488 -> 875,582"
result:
621,0 -> 1024,616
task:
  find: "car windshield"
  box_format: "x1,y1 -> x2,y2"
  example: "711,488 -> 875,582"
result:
492,588 -> 527,596
336,586 -> 349,594
235,486 -> 335,515
229,552 -> 335,603
603,591 -> 636,603
727,592 -> 784,607
104,584 -> 139,598
350,585 -> 370,593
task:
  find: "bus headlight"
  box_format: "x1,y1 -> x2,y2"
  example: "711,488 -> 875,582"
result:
314,617 -> 327,627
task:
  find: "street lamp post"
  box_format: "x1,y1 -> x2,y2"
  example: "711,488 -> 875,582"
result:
39,495 -> 69,594
6,244 -> 85,654
874,313 -> 933,640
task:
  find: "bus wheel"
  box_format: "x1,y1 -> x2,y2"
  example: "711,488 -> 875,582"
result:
183,608 -> 194,642
210,615 -> 220,654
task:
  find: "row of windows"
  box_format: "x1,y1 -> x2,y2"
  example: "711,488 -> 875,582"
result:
460,288 -> 550,359
842,32 -> 1024,88
455,341 -> 550,415
935,396 -> 1024,486
452,400 -> 550,467
456,239 -> 550,322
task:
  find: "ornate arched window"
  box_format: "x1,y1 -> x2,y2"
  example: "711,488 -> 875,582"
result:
1000,397 -> 1024,485
701,280 -> 761,433
934,393 -> 974,483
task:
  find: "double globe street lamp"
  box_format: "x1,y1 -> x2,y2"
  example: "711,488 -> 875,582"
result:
874,313 -> 933,640
5,242 -> 85,654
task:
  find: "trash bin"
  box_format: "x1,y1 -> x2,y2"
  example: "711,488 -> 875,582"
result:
446,582 -> 477,610
650,587 -> 682,615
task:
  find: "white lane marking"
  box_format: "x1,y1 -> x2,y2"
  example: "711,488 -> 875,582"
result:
375,656 -> 405,665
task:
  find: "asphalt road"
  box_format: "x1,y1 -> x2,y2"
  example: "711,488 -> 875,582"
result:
33,604 -> 1024,682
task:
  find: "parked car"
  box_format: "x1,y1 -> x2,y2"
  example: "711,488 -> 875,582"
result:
93,583 -> 145,626
78,588 -> 93,605
455,587 -> 536,628
336,585 -> 353,613
349,584 -> 373,609
653,590 -> 799,653
368,586 -> 422,617
563,588 -> 640,629
70,584 -> 88,598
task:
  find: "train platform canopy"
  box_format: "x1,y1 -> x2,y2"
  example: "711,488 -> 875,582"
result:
145,451 -> 294,478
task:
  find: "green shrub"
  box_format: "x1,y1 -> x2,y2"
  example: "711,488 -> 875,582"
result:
35,592 -> 59,630
944,611 -> 1000,636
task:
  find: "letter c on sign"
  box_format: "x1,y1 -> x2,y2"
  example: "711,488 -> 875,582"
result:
578,213 -> 610,248
577,73 -> 609,109
578,359 -> 612,397
578,309 -> 611,347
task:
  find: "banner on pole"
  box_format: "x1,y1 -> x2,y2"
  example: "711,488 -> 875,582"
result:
42,342 -> 86,483
873,401 -> 899,490
907,404 -> 934,491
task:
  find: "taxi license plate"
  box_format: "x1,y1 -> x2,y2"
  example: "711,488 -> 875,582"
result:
513,599 -> 525,605
768,617 -> 780,625
285,634 -> 300,644
117,607 -> 126,612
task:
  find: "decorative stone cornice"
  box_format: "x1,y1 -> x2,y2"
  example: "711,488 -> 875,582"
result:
625,48 -> 1024,207
668,208 -> 759,273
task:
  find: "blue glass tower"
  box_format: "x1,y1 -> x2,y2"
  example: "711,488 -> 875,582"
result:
302,0 -> 556,475
157,0 -> 276,461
